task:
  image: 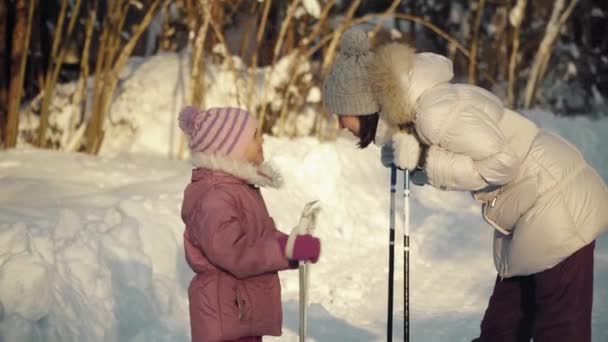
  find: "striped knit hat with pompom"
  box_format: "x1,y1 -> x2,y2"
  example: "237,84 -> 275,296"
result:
178,106 -> 258,160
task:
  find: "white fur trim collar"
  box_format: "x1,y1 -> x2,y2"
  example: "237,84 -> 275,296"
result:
190,153 -> 283,188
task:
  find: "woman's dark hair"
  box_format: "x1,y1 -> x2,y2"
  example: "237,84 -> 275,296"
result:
357,113 -> 380,149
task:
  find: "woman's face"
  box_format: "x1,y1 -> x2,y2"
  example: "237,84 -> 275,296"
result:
244,130 -> 264,165
338,115 -> 361,136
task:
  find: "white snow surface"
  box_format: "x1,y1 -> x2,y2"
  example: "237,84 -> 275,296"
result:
1,53 -> 607,341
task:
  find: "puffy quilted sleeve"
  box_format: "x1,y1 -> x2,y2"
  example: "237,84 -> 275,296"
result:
190,188 -> 290,279
416,91 -> 519,191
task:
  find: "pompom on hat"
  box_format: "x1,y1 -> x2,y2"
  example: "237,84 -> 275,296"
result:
178,106 -> 258,160
322,28 -> 380,116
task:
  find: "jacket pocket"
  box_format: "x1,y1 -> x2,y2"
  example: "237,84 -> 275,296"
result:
214,274 -> 252,340
244,273 -> 282,336
482,176 -> 538,234
189,274 -> 224,342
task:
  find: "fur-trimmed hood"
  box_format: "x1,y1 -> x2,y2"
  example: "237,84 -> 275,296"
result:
190,153 -> 283,188
368,43 -> 455,127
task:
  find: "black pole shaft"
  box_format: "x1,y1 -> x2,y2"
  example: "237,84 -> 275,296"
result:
388,165 -> 397,342
405,239 -> 409,342
404,170 -> 410,342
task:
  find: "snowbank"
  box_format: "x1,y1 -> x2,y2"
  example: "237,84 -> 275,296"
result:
2,53 -> 607,341
1,128 -> 607,341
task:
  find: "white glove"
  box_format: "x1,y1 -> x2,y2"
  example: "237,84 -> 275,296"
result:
392,132 -> 421,171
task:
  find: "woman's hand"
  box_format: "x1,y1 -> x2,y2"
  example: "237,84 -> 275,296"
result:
392,132 -> 422,170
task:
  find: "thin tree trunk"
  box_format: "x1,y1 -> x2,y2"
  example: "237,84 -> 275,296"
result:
5,0 -> 35,148
507,0 -> 527,108
301,0 -> 334,45
272,0 -> 300,65
203,1 -> 241,107
256,0 -> 302,132
0,0 -> 8,143
38,0 -> 81,147
469,0 -> 486,85
180,2 -> 210,160
189,5 -> 210,108
369,0 -> 400,39
538,0 -> 578,82
87,1 -> 111,155
245,0 -> 272,112
66,1 -> 96,151
524,0 -> 578,108
409,0 -> 416,44
160,2 -> 172,51
493,6 -> 509,83
86,0 -> 165,154
321,0 -> 360,78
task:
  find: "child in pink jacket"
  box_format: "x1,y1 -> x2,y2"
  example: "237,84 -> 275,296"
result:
179,106 -> 321,342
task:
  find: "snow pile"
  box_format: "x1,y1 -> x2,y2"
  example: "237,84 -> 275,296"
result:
0,150 -> 192,342
18,52 -> 320,157
1,126 -> 608,341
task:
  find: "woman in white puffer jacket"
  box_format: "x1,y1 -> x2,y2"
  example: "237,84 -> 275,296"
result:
323,28 -> 608,341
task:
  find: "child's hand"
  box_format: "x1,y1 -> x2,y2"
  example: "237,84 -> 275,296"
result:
278,234 -> 321,263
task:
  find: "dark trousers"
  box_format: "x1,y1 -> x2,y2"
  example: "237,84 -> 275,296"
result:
473,241 -> 595,342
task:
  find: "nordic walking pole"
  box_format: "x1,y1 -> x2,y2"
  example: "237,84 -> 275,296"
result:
300,262 -> 308,342
388,165 -> 397,342
288,201 -> 321,342
403,169 -> 411,342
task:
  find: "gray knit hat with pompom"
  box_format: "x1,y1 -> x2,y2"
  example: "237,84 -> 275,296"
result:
322,28 -> 379,116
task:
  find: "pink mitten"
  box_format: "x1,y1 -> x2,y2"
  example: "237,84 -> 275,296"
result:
278,234 -> 321,263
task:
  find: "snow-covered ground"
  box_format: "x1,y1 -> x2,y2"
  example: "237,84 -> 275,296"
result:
1,53 -> 607,341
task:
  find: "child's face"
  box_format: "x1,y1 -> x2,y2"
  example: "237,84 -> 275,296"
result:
244,130 -> 264,165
